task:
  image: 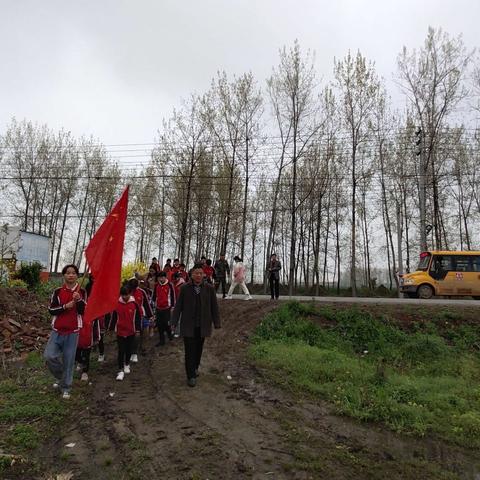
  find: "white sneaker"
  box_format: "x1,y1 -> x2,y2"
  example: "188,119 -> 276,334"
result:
130,354 -> 138,363
124,365 -> 131,374
62,391 -> 71,399
80,373 -> 88,382
226,296 -> 232,300
116,371 -> 125,381
98,355 -> 105,362
245,296 -> 252,300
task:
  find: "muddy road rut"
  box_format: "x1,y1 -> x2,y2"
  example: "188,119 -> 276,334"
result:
39,301 -> 480,480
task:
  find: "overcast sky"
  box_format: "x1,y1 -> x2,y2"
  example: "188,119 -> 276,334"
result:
1,0 -> 478,148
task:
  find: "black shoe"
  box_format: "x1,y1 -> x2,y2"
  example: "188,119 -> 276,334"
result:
187,377 -> 196,387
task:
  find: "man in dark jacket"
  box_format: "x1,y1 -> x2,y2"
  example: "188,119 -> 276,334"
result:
267,253 -> 282,300
213,253 -> 230,298
171,263 -> 221,387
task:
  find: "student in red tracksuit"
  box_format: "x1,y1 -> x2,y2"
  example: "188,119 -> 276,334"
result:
203,259 -> 215,284
178,263 -> 189,282
171,258 -> 180,276
75,316 -> 100,382
110,286 -> 141,381
172,272 -> 186,338
76,274 -> 100,377
44,264 -> 87,399
152,271 -> 175,347
97,313 -> 111,362
128,277 -> 154,359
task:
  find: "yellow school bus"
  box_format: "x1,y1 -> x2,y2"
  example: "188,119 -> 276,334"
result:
400,251 -> 480,299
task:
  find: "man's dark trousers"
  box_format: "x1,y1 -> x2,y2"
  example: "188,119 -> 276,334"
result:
183,327 -> 205,379
215,277 -> 227,298
156,309 -> 172,345
269,276 -> 279,299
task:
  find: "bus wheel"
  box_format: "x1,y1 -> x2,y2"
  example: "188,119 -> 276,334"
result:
418,284 -> 434,299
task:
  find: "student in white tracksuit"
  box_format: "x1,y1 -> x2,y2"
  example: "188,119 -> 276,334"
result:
226,256 -> 252,300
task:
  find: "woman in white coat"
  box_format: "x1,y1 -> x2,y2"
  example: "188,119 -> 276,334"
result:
226,256 -> 252,300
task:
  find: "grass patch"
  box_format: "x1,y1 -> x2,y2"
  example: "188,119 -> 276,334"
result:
0,351 -> 81,476
250,302 -> 480,449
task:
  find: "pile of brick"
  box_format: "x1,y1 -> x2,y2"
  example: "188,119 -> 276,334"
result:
0,287 -> 50,357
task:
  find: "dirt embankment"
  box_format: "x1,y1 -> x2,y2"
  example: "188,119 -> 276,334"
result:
0,287 -> 50,358
25,299 -> 479,480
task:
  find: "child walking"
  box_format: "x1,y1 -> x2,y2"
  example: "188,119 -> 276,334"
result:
128,277 -> 154,359
110,286 -> 141,381
75,317 -> 100,382
152,271 -> 175,346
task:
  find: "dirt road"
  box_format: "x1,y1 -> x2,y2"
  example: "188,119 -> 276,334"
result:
39,300 -> 479,480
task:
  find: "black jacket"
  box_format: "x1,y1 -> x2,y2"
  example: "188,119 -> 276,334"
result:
267,260 -> 282,280
171,282 -> 220,337
214,259 -> 230,279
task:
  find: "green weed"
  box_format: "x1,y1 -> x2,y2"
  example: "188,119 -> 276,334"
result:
250,302 -> 480,448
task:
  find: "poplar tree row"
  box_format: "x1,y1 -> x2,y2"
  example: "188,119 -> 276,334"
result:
1,27 -> 479,294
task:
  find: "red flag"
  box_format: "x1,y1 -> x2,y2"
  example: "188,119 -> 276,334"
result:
83,186 -> 129,323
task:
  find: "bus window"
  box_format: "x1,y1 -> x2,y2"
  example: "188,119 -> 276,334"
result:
455,256 -> 471,272
430,255 -> 453,280
417,252 -> 431,271
472,256 -> 480,272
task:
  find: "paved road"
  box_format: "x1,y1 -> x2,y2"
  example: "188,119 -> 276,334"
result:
221,294 -> 480,307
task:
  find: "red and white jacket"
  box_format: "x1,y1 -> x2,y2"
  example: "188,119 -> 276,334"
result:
173,277 -> 186,301
131,287 -> 154,318
78,318 -> 101,349
110,297 -> 141,337
49,283 -> 87,335
153,281 -> 176,311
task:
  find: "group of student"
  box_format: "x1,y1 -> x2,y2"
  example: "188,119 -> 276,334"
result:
43,252 -> 282,399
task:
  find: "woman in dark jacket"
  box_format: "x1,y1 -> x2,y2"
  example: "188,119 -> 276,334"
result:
171,263 -> 221,387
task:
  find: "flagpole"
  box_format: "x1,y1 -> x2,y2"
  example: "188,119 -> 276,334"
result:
79,259 -> 90,290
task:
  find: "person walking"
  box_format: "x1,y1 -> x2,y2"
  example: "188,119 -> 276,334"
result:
44,264 -> 87,399
128,277 -> 154,359
214,253 -> 230,298
226,256 -> 252,300
171,263 -> 221,387
110,285 -> 141,381
152,271 -> 175,346
267,253 -> 282,300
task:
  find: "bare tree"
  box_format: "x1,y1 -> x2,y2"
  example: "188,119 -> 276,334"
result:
334,50 -> 380,295
396,26 -> 472,250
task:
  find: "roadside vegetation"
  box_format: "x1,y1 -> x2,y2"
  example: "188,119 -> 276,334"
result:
250,302 -> 480,449
0,352 -> 83,477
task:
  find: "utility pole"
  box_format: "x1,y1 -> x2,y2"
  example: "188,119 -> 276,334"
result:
415,127 -> 427,251
158,185 -> 165,266
396,203 -> 403,298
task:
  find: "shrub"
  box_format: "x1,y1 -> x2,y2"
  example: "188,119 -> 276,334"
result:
8,279 -> 28,289
34,280 -> 60,300
121,261 -> 147,282
399,333 -> 450,366
16,262 -> 42,289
